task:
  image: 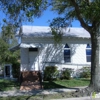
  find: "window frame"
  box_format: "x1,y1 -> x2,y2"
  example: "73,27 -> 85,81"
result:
29,48 -> 38,52
86,44 -> 91,62
64,44 -> 71,63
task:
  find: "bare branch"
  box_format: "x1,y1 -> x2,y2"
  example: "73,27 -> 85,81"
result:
70,0 -> 91,33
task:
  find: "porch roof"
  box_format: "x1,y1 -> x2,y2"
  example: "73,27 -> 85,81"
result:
9,43 -> 42,51
16,26 -> 90,39
20,43 -> 42,48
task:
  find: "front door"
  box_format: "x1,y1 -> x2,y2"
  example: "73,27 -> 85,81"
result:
29,48 -> 39,71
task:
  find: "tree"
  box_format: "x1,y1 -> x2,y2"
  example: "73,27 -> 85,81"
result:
50,0 -> 100,92
0,24 -> 20,64
0,0 -> 47,70
1,23 -> 15,44
0,0 -> 47,27
0,38 -> 9,63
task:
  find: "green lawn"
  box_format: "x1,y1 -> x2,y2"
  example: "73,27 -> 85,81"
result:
0,78 -> 90,91
0,92 -> 75,100
43,78 -> 90,89
0,79 -> 20,91
0,78 -> 90,100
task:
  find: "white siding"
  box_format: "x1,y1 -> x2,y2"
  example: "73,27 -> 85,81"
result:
20,37 -> 91,71
20,48 -> 40,71
38,44 -> 64,71
29,51 -> 39,71
71,44 -> 86,64
20,48 -> 29,71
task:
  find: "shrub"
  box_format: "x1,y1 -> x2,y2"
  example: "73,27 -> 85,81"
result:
12,62 -> 20,79
80,67 -> 91,78
60,68 -> 73,80
43,66 -> 59,81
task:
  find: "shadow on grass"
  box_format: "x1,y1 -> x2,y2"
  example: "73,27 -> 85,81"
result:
0,80 -> 20,91
79,78 -> 90,82
42,80 -> 88,90
42,81 -> 82,90
42,81 -> 67,89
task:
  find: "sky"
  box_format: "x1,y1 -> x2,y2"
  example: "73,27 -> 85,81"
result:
23,8 -> 81,27
0,8 -> 81,28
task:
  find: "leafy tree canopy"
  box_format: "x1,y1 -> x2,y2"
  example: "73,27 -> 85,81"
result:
0,24 -> 20,64
0,0 -> 47,27
0,37 -> 20,64
1,23 -> 15,43
50,0 -> 100,33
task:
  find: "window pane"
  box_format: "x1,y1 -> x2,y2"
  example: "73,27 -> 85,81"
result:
64,56 -> 70,62
87,56 -> 91,62
86,44 -> 91,48
64,44 -> 69,48
86,49 -> 91,55
64,44 -> 71,62
64,49 -> 70,55
86,44 -> 91,62
29,48 -> 38,52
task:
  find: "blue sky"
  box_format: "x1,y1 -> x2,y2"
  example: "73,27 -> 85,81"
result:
24,8 -> 81,27
0,8 -> 81,28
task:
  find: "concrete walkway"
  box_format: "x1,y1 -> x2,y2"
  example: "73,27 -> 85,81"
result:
0,86 -> 100,100
0,86 -> 87,97
51,97 -> 100,100
0,88 -> 76,97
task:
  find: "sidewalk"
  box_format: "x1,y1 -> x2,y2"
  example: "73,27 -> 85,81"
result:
1,86 -> 100,100
0,86 -> 86,97
51,97 -> 100,100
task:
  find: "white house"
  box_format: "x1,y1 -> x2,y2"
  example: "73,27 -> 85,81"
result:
10,25 -> 91,90
15,26 -> 91,71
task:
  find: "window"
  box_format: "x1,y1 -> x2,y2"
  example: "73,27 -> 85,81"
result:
64,44 -> 71,62
29,48 -> 38,52
86,44 -> 91,62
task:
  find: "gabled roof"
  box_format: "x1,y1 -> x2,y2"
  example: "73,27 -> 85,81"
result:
16,25 -> 90,38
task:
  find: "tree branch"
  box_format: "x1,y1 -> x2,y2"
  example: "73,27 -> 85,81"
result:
70,0 -> 91,33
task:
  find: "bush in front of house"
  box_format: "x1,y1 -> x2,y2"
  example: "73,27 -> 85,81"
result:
80,67 -> 91,78
43,66 -> 59,81
12,62 -> 20,79
60,68 -> 73,80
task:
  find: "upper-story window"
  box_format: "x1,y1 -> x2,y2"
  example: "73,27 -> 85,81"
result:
64,44 -> 71,62
86,44 -> 91,62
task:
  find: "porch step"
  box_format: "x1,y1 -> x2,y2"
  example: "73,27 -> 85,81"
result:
20,71 -> 42,90
20,81 -> 42,91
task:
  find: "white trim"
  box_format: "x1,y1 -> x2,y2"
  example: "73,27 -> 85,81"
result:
20,43 -> 42,48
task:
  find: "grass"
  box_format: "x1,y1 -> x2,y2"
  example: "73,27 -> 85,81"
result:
0,78 -> 90,91
0,90 -> 86,100
43,78 -> 90,89
0,78 -> 90,100
0,92 -> 76,100
0,78 -> 20,91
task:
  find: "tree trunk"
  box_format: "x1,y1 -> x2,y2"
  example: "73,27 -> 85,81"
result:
89,27 -> 100,92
